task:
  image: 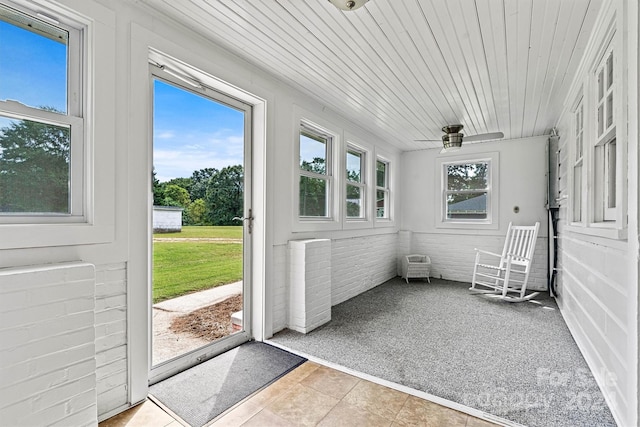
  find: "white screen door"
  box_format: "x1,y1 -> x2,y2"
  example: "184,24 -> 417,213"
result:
149,67 -> 252,384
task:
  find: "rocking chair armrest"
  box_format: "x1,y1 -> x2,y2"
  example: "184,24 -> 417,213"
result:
506,253 -> 531,262
474,248 -> 502,258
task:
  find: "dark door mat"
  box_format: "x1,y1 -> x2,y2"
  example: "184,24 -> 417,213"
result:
150,341 -> 306,427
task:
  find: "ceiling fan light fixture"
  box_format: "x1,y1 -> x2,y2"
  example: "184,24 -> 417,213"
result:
328,0 -> 369,11
442,134 -> 462,152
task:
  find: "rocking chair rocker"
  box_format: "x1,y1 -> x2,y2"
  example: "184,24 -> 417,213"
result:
470,222 -> 540,302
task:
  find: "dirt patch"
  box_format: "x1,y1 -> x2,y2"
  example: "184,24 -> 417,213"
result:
170,294 -> 243,341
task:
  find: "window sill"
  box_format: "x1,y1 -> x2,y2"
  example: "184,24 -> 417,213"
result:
435,220 -> 499,230
0,223 -> 114,250
564,223 -> 627,241
292,218 -> 341,233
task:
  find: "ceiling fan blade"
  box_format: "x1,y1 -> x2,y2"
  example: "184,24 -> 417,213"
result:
463,131 -> 504,143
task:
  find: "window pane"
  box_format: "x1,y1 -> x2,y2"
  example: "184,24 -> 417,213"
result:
598,69 -> 604,101
299,176 -> 327,217
346,150 -> 362,183
446,192 -> 487,220
607,139 -> 616,209
376,160 -> 386,188
447,163 -> 488,191
346,184 -> 363,218
0,5 -> 68,114
578,134 -> 583,159
376,189 -> 387,218
579,105 -> 583,130
576,105 -> 583,160
606,93 -> 613,128
598,104 -> 604,136
0,116 -> 70,213
607,52 -> 613,89
300,132 -> 327,174
573,165 -> 582,222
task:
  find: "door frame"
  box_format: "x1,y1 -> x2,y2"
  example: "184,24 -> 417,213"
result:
127,30 -> 268,406
148,69 -> 254,385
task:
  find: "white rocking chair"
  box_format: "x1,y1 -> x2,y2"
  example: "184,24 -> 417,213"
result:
470,222 -> 540,302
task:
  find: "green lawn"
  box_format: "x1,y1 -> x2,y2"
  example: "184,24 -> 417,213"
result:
153,226 -> 243,303
154,225 -> 242,239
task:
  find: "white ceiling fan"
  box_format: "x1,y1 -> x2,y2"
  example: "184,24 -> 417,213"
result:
416,125 -> 504,153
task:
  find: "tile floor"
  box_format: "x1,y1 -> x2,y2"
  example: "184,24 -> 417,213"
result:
100,361 -> 499,427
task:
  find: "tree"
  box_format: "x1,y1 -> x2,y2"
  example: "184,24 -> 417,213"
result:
152,168 -> 164,206
446,162 -> 488,204
165,177 -> 192,195
205,164 -> 243,225
186,198 -> 207,225
0,114 -> 70,213
299,157 -> 327,216
162,184 -> 190,208
190,168 -> 217,201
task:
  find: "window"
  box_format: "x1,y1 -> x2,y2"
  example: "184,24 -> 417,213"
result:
572,98 -> 584,222
593,44 -> 616,222
376,159 -> 389,219
0,2 -> 84,219
299,124 -> 332,218
345,147 -> 365,219
443,160 -> 490,222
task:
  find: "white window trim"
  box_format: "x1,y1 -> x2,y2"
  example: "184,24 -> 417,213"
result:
0,1 -> 83,222
561,3 -> 626,240
343,136 -> 374,229
344,146 -> 367,217
373,147 -> 395,228
0,0 -> 115,249
435,152 -> 499,230
570,94 -> 585,225
292,115 -> 341,232
593,40 -> 617,223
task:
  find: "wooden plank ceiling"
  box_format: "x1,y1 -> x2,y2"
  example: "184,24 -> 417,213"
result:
141,0 -> 603,151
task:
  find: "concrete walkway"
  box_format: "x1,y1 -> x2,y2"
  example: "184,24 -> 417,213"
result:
153,281 -> 243,365
154,281 -> 242,313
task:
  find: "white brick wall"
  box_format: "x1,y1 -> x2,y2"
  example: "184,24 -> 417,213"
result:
95,263 -> 128,420
273,233 -> 399,335
410,232 -> 548,291
331,233 -> 398,305
288,239 -> 332,333
396,230 -> 412,276
0,262 -> 98,427
272,244 -> 288,333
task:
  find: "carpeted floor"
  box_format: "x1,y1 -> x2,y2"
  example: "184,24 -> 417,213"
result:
150,341 -> 306,427
270,278 -> 616,427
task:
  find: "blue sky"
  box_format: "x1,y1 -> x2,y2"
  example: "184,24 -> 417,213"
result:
1,17 -> 245,182
153,80 -> 244,182
0,20 -> 67,113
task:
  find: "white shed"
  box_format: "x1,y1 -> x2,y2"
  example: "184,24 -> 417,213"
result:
153,206 -> 183,233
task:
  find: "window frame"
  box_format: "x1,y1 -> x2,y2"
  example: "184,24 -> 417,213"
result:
593,41 -> 617,223
0,0 -> 116,250
0,1 -> 85,223
562,7 -> 626,240
344,144 -> 367,221
296,120 -> 336,224
375,158 -> 390,220
436,152 -> 499,230
571,95 -> 585,224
